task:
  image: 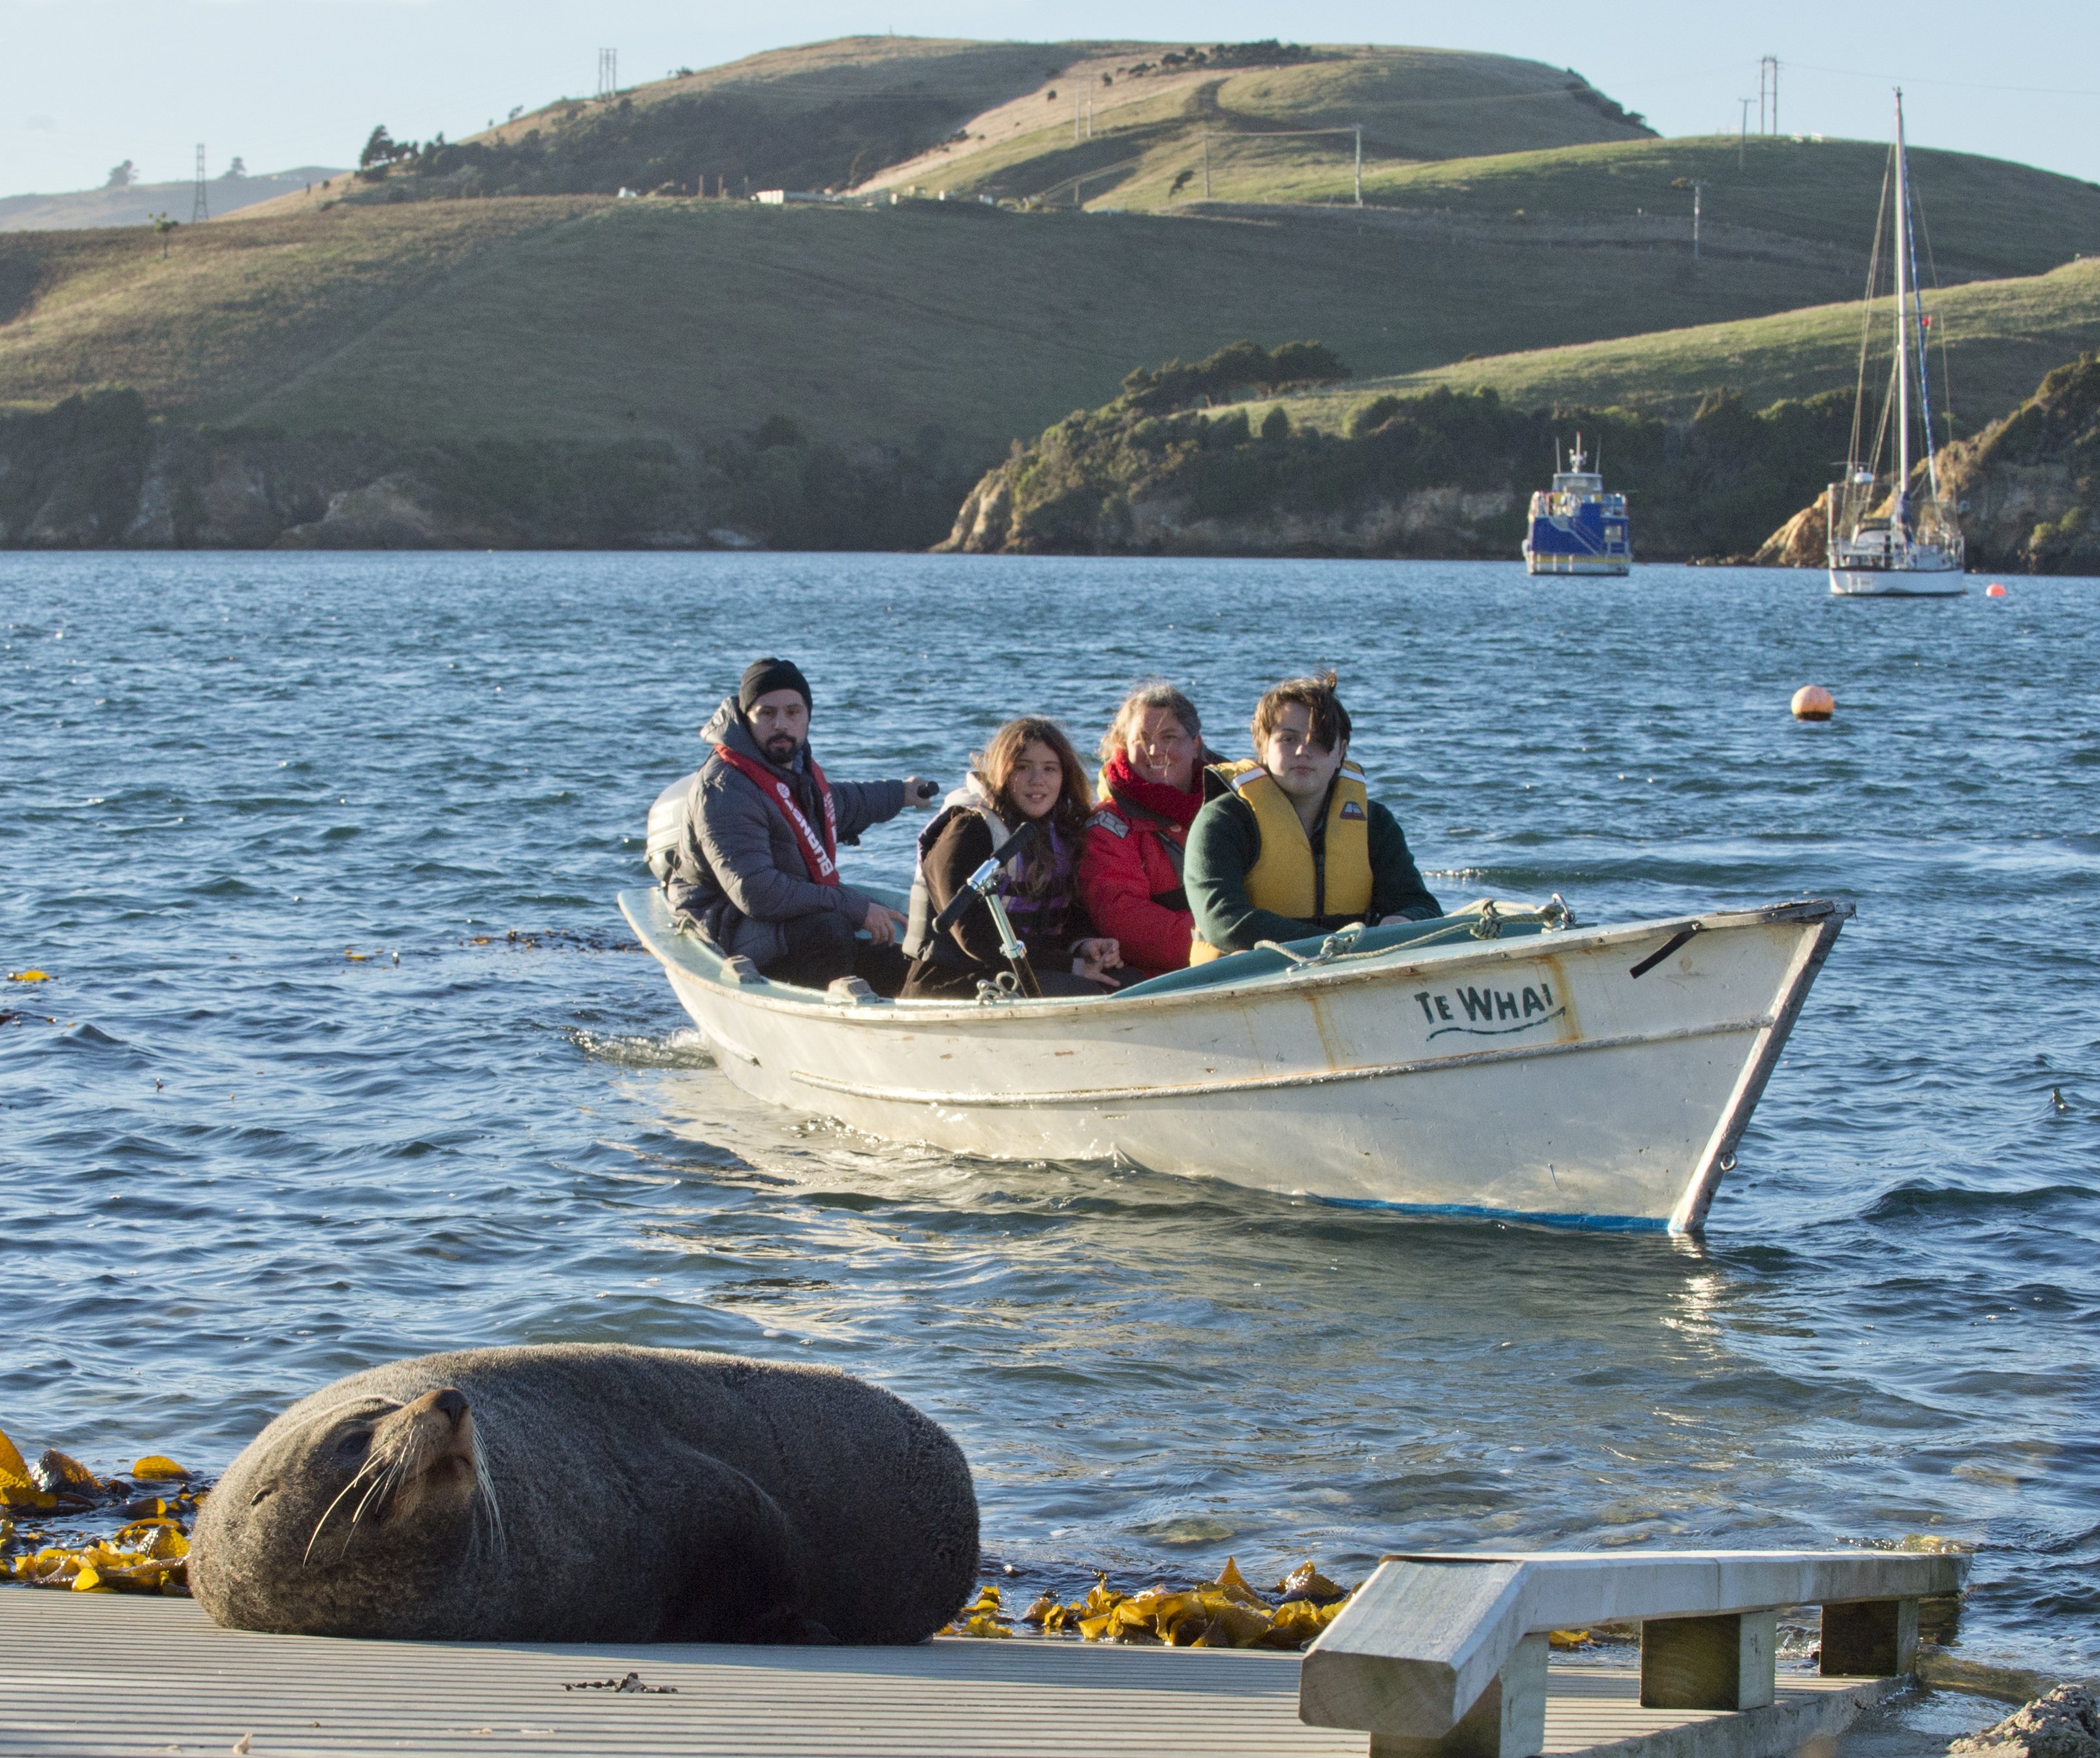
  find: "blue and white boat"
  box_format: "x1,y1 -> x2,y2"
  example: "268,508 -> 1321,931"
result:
1523,436 -> 1632,576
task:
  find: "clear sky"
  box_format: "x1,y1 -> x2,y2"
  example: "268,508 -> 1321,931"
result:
3,0 -> 2094,196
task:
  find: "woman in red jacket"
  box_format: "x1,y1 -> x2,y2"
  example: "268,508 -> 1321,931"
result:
1078,682 -> 1215,982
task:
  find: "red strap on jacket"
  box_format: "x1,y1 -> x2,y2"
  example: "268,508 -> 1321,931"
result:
714,747 -> 839,886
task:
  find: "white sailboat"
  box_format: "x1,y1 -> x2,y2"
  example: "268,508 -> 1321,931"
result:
1828,90 -> 1966,597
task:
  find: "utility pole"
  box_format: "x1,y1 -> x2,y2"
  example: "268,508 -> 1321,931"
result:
1073,86 -> 1081,144
1202,133 -> 1210,199
1691,178 -> 1708,259
1738,98 -> 1751,168
597,48 -> 618,100
1354,123 -> 1363,208
191,144 -> 208,222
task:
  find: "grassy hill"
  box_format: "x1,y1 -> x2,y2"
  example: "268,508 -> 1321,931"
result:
871,74 -> 2100,291
304,37 -> 1139,204
1259,259 -> 2100,436
0,195 -> 1917,463
250,36 -> 1650,214
1355,135 -> 2100,278
861,43 -> 1650,204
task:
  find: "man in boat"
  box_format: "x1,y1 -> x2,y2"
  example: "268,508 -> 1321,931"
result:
665,657 -> 935,994
1184,672 -> 1441,962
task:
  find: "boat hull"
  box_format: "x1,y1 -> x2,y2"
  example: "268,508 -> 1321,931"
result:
622,892 -> 1849,1234
1829,567 -> 1966,597
1525,552 -> 1631,577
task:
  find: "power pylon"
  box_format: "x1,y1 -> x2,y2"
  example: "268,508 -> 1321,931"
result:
191,144 -> 209,222
597,48 -> 618,100
1759,57 -> 1779,134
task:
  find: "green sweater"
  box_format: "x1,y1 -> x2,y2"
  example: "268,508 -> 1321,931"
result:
1186,784 -> 1441,952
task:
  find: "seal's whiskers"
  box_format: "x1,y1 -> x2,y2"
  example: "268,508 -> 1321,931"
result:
470,1439 -> 505,1560
303,1452 -> 388,1565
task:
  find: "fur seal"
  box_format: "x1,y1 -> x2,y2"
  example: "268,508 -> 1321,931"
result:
190,1345 -> 977,1644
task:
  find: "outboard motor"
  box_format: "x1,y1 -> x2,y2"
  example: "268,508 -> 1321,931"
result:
645,771 -> 700,882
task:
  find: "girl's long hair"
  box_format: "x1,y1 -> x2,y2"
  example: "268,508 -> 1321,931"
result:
972,717 -> 1093,896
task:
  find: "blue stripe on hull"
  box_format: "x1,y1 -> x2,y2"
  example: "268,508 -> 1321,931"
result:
1317,1193 -> 1671,1231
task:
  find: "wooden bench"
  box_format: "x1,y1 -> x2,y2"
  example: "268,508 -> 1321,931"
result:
1300,1549 -> 1968,1758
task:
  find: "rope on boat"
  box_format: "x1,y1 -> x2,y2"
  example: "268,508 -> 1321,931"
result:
1250,896 -> 1579,972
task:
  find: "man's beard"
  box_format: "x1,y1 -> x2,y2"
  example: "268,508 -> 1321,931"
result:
762,734 -> 802,765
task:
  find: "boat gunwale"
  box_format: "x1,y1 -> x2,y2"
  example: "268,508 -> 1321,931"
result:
618,890 -> 1853,1029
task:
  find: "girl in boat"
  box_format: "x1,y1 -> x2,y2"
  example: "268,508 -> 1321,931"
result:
1078,682 -> 1219,982
900,717 -> 1124,1000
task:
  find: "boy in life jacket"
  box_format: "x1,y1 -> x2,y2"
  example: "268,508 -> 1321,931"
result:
661,657 -> 937,994
1185,672 -> 1441,962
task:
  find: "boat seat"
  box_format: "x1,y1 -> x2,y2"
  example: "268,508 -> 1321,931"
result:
1114,911 -> 1552,999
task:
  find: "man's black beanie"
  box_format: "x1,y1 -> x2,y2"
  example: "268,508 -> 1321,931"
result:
738,657 -> 811,714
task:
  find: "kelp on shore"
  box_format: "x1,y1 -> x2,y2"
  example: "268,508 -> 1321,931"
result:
0,1424 -> 202,1595
943,1557 -> 1357,1648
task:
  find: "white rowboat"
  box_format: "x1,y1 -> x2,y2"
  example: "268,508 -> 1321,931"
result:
620,889 -> 1851,1234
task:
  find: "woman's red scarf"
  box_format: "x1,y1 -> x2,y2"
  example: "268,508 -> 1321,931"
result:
1103,754 -> 1203,828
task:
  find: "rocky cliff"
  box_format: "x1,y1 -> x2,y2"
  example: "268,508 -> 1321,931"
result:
0,391 -> 970,552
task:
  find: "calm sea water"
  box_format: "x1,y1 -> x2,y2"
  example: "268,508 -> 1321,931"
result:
2,552 -> 2094,1670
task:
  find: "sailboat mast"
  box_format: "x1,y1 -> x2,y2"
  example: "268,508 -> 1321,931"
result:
1892,89 -> 1911,520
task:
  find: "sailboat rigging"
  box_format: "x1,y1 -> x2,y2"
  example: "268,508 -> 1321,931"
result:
1827,89 -> 1966,597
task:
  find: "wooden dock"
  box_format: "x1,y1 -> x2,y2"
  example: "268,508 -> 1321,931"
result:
0,1593 -> 1894,1758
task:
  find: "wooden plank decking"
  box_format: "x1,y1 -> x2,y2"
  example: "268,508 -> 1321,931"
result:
0,1593 -> 1894,1758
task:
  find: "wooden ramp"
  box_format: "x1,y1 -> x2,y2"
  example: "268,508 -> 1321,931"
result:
0,1593 -> 1890,1758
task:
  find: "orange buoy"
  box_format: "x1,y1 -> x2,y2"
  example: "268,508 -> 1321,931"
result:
1791,685 -> 1836,721
1986,582 -> 2007,597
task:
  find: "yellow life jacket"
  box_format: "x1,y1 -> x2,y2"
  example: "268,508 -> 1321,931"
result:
1189,760 -> 1373,963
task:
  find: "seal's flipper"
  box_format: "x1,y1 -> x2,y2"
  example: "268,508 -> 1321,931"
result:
659,1454 -> 814,1645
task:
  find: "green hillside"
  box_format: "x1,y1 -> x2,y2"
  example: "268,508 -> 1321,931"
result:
890,79 -> 2100,289
323,37 -> 1144,203
0,196 -> 1903,462
1358,135 -> 2100,278
1261,259 -> 2100,435
864,44 -> 1650,205
290,36 -> 1650,212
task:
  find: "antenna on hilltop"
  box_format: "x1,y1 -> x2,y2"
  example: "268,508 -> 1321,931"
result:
597,48 -> 618,101
191,144 -> 209,223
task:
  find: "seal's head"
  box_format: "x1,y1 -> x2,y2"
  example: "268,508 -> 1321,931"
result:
192,1383 -> 503,1637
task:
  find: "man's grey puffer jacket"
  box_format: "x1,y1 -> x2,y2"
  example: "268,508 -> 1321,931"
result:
665,695 -> 907,947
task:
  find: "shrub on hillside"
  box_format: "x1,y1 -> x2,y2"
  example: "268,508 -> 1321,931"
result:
1121,339 -> 1350,416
